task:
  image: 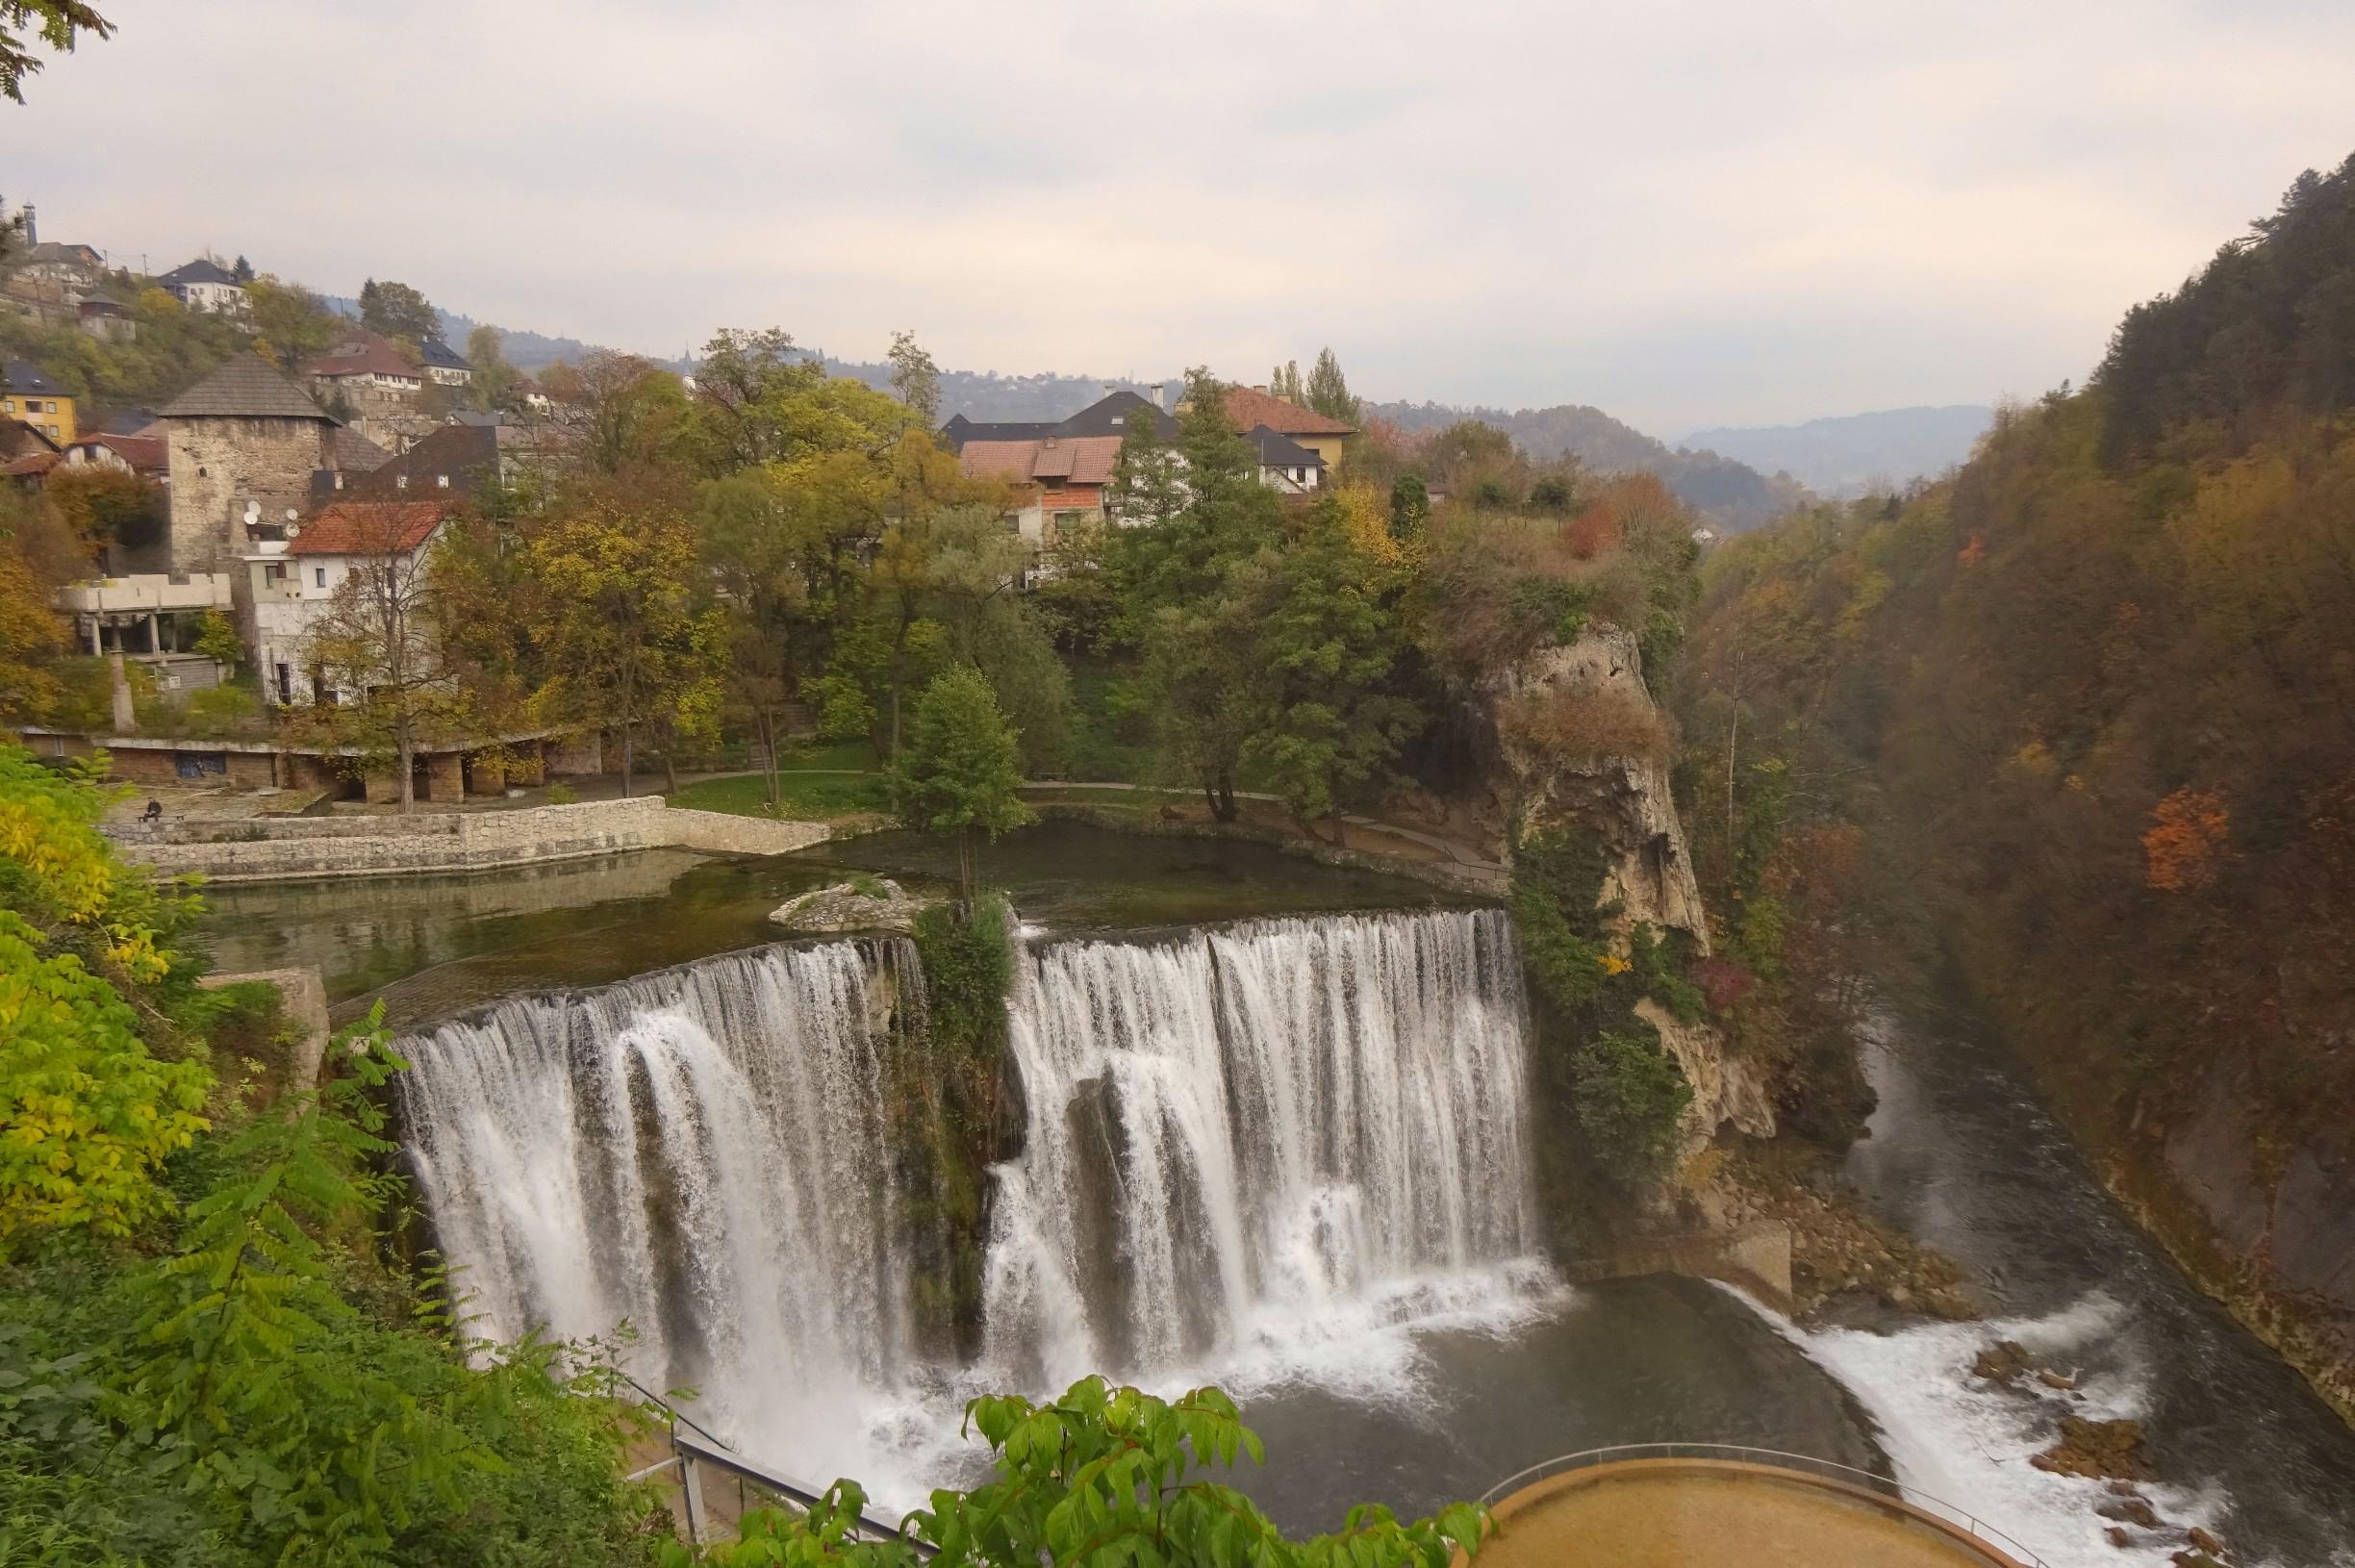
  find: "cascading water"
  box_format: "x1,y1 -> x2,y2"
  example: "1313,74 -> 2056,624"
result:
397,907 -> 1550,1499
397,940 -> 933,1488
983,908 -> 1548,1394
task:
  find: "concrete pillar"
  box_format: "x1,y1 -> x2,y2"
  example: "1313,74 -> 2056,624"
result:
108,651 -> 135,732
506,743 -> 546,787
468,749 -> 507,796
425,751 -> 465,802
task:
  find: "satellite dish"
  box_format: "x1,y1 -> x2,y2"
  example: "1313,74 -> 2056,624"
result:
241,500 -> 261,524
284,507 -> 298,522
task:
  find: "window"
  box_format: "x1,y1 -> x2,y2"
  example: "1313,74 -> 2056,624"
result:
314,567 -> 327,588
333,472 -> 345,491
436,473 -> 449,488
276,663 -> 293,704
264,562 -> 286,585
394,473 -> 408,491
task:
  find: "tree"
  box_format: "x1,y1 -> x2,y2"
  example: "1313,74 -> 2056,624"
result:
190,608 -> 241,670
357,277 -> 440,346
521,488 -> 727,797
892,664 -> 1032,907
0,746 -> 210,1240
295,502 -> 464,811
245,275 -> 340,372
0,522 -> 65,721
0,1 -> 111,103
229,253 -> 254,284
544,350 -> 695,476
676,1377 -> 1487,1568
1304,346 -> 1360,424
464,322 -> 520,412
888,329 -> 941,424
1271,359 -> 1304,404
1237,500 -> 1422,834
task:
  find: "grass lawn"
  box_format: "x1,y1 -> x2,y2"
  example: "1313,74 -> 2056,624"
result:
773,738 -> 883,771
669,771 -> 892,820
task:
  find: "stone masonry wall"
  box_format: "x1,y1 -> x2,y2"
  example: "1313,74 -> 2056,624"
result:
110,797 -> 827,882
166,415 -> 338,573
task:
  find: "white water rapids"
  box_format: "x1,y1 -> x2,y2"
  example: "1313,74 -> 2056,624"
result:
397,908 -> 1552,1499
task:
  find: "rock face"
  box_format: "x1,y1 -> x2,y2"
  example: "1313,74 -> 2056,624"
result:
1484,626 -> 1772,1149
770,878 -> 932,934
1487,625 -> 1711,947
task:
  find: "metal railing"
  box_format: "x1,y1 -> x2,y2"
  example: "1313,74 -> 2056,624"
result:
616,1374 -> 935,1557
1479,1442 -> 2052,1568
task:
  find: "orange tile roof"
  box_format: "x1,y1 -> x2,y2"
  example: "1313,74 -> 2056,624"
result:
1222,387 -> 1355,437
303,327 -> 422,383
959,434 -> 1123,486
290,500 -> 449,555
4,451 -> 58,478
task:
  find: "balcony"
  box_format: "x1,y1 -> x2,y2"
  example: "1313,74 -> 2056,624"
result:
54,573 -> 236,615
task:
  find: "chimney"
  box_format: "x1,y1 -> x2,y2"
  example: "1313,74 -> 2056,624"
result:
1253,383 -> 1270,394
19,204 -> 33,248
1140,384 -> 1162,413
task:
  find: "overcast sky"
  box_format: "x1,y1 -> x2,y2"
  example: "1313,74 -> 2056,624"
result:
13,0 -> 2353,433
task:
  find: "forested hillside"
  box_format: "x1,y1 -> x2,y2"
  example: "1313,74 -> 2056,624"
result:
1368,398 -> 1808,532
1683,152 -> 2355,1414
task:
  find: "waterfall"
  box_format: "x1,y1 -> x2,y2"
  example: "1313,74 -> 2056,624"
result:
397,907 -> 1546,1493
397,940 -> 928,1486
982,908 -> 1543,1393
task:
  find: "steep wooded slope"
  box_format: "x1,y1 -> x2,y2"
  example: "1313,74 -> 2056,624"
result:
1683,152 -> 2355,1414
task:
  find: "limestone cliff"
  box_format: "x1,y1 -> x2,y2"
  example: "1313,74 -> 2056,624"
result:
1475,624 -> 1776,1151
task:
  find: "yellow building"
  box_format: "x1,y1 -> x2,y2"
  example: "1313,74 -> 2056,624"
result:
1,361 -> 76,444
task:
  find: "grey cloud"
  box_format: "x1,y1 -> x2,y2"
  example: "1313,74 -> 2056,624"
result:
13,0 -> 2354,430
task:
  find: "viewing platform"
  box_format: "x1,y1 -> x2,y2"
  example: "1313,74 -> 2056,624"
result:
1472,1445 -> 2043,1568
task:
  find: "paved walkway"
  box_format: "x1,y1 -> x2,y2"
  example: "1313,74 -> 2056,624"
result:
1021,780 -> 1506,873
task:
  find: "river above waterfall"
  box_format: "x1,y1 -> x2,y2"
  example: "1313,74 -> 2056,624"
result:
196,821 -> 1476,1028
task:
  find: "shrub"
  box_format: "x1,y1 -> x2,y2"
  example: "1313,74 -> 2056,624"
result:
1570,1025 -> 1694,1182
1497,687 -> 1671,766
545,781 -> 578,804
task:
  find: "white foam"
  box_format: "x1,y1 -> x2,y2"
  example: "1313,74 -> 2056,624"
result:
1719,1284 -> 2258,1567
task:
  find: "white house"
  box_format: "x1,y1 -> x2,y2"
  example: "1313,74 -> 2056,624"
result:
157,258 -> 247,315
1240,424 -> 1326,494
247,499 -> 447,708
418,338 -> 473,387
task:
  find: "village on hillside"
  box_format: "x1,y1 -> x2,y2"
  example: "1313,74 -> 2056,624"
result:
2,205 -> 1455,806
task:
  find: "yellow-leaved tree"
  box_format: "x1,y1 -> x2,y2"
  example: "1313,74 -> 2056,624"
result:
0,745 -> 210,1241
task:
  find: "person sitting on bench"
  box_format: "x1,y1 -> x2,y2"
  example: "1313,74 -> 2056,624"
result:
139,798 -> 163,824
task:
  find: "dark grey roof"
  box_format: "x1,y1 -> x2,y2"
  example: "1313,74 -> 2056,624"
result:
332,424 -> 390,470
1243,424 -> 1322,468
418,338 -> 471,369
938,415 -> 1056,452
1056,391 -> 1178,441
159,355 -> 333,420
351,422 -> 497,499
159,258 -> 239,288
1,361 -> 63,395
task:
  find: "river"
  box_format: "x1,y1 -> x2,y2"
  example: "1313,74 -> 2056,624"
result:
197,826 -> 2355,1564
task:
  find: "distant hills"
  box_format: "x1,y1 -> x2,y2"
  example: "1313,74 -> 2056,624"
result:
1679,404 -> 1993,498
1365,399 -> 1811,533
385,292 -> 1984,531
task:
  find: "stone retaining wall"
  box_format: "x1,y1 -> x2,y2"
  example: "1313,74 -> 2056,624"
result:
112,797 -> 825,882
1564,1220 -> 1795,1311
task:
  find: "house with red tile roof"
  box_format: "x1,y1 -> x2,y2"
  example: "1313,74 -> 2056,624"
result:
248,499 -> 453,708
1220,385 -> 1355,468
958,433 -> 1126,555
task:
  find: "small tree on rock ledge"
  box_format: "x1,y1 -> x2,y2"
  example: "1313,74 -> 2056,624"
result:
893,664 -> 1031,910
